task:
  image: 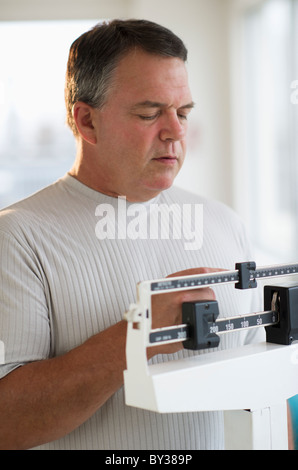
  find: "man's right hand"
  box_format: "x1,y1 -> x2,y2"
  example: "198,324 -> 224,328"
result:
149,267 -> 220,356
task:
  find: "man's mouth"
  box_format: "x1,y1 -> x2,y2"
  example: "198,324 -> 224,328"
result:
153,155 -> 178,164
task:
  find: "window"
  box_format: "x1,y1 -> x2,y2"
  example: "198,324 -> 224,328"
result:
241,0 -> 298,263
0,20 -> 98,209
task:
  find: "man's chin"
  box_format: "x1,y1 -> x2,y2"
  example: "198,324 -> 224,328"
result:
127,174 -> 178,202
146,179 -> 175,196
148,171 -> 178,190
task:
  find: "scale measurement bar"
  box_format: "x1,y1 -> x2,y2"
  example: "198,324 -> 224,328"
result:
150,263 -> 298,293
151,270 -> 239,293
208,310 -> 278,335
149,310 -> 279,346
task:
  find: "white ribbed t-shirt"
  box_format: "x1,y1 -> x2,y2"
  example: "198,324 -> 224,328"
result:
0,174 -> 263,449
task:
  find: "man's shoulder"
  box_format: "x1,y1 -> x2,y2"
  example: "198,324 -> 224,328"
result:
0,179 -> 67,237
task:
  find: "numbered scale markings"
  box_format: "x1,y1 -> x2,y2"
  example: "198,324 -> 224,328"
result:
150,263 -> 298,293
149,310 -> 279,346
207,310 -> 278,335
146,262 -> 297,347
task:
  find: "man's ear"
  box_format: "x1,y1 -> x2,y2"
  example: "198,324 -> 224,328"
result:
72,102 -> 97,144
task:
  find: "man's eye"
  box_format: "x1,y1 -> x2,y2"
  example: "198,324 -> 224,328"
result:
138,114 -> 159,121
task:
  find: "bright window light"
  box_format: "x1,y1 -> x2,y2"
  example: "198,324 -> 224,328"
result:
0,20 -> 99,209
242,0 -> 298,263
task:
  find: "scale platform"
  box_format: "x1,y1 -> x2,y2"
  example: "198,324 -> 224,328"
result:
124,342 -> 298,414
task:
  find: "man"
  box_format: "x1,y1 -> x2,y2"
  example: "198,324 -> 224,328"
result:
0,19 -> 262,450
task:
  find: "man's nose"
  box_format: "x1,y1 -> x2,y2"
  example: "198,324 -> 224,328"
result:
159,113 -> 186,142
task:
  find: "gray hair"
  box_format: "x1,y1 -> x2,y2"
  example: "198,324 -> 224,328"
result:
65,19 -> 188,136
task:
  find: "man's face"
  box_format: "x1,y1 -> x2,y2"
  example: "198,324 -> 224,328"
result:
91,49 -> 193,202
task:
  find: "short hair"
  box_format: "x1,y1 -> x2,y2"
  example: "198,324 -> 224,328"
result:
65,19 -> 188,136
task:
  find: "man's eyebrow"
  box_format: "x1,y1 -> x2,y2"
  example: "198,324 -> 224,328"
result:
131,100 -> 195,110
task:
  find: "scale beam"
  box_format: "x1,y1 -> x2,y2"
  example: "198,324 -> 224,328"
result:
148,261 -> 298,293
149,309 -> 279,348
124,261 -> 298,351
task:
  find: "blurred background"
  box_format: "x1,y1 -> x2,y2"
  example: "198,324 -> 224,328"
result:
0,0 -> 298,448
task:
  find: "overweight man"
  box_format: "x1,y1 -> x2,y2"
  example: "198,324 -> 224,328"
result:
0,19 -> 262,450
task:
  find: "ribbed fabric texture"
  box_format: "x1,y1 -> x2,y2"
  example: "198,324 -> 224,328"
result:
0,174 -> 264,449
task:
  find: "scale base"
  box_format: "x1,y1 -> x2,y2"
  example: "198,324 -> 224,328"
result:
224,406 -> 288,450
124,342 -> 298,449
124,342 -> 298,413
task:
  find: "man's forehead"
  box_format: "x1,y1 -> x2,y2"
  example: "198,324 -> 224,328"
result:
114,49 -> 189,85
110,49 -> 192,107
131,100 -> 195,110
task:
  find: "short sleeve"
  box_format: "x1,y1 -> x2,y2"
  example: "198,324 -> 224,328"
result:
0,230 -> 51,378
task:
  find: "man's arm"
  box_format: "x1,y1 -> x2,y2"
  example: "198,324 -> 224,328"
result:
0,268 -> 215,450
0,320 -> 128,450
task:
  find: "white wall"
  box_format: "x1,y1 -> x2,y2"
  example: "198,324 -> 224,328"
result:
0,0 -> 234,207
0,0 -> 130,20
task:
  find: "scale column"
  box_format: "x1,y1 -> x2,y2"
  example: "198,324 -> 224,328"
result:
224,403 -> 288,450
